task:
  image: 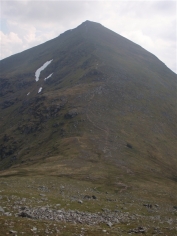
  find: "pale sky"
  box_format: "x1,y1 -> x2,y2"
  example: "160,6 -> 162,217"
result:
0,0 -> 176,73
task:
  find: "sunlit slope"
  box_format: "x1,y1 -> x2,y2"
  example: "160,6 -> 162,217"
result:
0,21 -> 176,185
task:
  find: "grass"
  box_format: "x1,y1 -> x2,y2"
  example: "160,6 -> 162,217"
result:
0,171 -> 177,235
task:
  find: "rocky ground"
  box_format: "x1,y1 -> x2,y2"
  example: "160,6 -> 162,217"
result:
0,175 -> 177,236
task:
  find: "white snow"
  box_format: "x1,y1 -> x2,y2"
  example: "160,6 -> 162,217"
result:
38,87 -> 42,93
35,59 -> 53,82
44,73 -> 53,81
27,92 -> 30,95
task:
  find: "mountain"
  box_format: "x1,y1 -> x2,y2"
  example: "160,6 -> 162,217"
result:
0,20 -> 177,186
0,20 -> 177,235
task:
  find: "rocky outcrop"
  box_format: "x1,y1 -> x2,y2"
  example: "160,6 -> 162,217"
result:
18,206 -> 125,225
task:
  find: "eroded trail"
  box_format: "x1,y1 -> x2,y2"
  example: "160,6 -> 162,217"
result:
86,93 -> 111,156
116,182 -> 129,193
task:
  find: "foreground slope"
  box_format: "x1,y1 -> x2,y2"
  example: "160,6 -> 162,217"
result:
0,20 -> 177,188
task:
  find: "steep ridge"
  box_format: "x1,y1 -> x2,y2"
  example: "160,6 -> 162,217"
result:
0,21 -> 176,188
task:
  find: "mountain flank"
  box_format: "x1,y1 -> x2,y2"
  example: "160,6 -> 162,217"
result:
0,20 -> 177,187
0,20 -> 177,235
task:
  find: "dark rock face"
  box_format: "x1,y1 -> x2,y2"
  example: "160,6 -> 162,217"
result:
0,137 -> 18,161
0,78 -> 12,97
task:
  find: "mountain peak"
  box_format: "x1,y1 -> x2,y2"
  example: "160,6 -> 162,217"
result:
81,20 -> 101,24
78,20 -> 103,28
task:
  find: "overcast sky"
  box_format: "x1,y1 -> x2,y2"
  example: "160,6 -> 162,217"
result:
0,0 -> 176,73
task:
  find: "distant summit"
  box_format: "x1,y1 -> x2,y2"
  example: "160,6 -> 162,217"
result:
79,20 -> 102,25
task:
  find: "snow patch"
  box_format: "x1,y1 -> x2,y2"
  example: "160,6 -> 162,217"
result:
44,73 -> 53,81
38,87 -> 42,93
27,92 -> 30,95
35,59 -> 53,82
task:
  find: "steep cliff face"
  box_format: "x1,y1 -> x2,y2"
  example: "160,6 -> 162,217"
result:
0,21 -> 176,187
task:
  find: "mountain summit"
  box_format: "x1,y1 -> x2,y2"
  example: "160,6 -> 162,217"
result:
0,21 -> 176,187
